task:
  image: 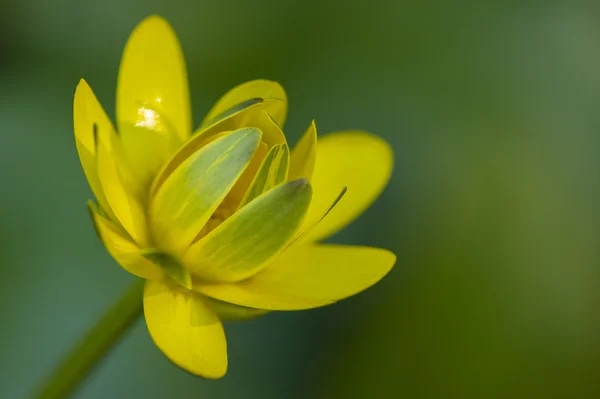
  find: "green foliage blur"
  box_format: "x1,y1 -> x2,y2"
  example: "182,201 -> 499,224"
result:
1,1 -> 598,398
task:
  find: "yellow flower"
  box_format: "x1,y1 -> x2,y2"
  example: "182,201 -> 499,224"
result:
73,15 -> 396,379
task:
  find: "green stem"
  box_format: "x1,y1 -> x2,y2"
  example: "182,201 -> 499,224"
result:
33,279 -> 145,399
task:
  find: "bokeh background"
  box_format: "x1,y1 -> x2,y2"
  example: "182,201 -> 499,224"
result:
1,1 -> 599,398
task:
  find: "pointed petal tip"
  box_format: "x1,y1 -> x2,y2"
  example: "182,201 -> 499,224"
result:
137,14 -> 172,29
74,79 -> 98,104
288,178 -> 313,200
73,78 -> 90,102
282,178 -> 312,201
75,78 -> 88,90
86,200 -> 100,234
290,177 -> 311,189
240,126 -> 263,141
86,199 -> 97,214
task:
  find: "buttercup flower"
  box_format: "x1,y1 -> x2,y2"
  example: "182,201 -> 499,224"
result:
74,15 -> 396,378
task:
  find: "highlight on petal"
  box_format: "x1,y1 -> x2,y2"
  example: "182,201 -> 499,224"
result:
144,279 -> 227,378
299,131 -> 393,242
150,128 -> 261,255
203,79 -> 287,127
88,201 -> 162,280
96,132 -> 149,246
73,79 -> 116,221
195,244 -> 396,311
150,98 -> 282,197
239,143 -> 290,209
184,179 -> 312,283
289,120 -> 317,181
117,15 -> 191,142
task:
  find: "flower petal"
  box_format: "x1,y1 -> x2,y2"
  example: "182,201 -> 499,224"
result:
149,128 -> 261,254
239,143 -> 290,209
184,179 -> 312,283
289,186 -> 347,245
249,111 -> 287,148
116,123 -> 182,199
299,131 -> 393,242
200,107 -> 286,149
288,121 -> 317,181
73,79 -> 117,221
88,201 -> 162,280
144,279 -> 227,378
150,98 -> 282,197
226,142 -> 268,208
96,132 -> 149,246
203,297 -> 270,322
195,244 -> 396,310
117,15 -> 190,142
203,80 -> 287,127
142,250 -> 192,290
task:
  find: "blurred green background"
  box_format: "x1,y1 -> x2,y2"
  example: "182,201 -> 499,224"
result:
1,1 -> 599,398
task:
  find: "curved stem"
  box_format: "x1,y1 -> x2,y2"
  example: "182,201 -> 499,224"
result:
33,279 -> 145,399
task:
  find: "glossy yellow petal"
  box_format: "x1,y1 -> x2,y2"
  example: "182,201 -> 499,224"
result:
144,280 -> 227,378
289,186 -> 347,246
184,179 -> 312,283
116,123 -> 182,199
195,282 -> 328,311
195,245 -> 396,310
246,111 -> 287,148
203,80 -> 287,127
150,128 -> 261,255
226,142 -> 268,208
203,297 -> 269,322
88,201 -> 162,280
150,98 -> 282,197
300,131 -> 393,242
288,121 -> 317,181
117,15 -> 190,142
73,79 -> 117,221
200,107 -> 285,149
239,143 -> 290,209
96,133 -> 149,246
